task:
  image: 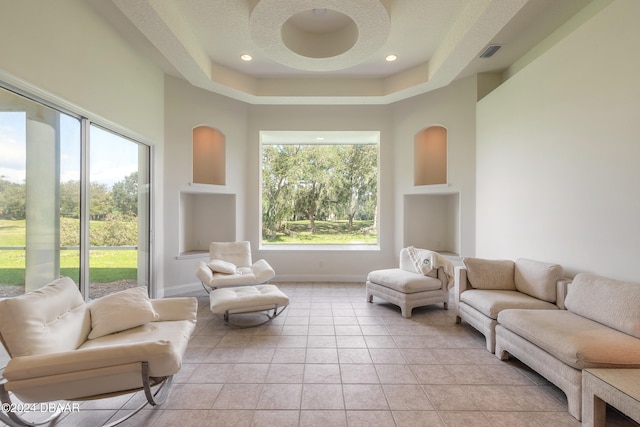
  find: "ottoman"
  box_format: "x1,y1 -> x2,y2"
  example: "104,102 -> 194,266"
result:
209,285 -> 289,327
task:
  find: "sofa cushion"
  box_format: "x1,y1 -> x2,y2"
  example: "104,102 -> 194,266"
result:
565,273 -> 640,338
367,268 -> 442,293
498,309 -> 640,370
88,287 -> 159,339
514,258 -> 563,303
0,277 -> 90,357
463,258 -> 516,290
460,289 -> 558,319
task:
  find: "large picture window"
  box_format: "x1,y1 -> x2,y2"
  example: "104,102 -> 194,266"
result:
260,131 -> 379,247
0,85 -> 150,298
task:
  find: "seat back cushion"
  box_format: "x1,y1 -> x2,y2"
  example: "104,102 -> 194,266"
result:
565,273 -> 640,338
514,258 -> 563,303
0,277 -> 90,357
463,258 -> 515,290
209,241 -> 252,267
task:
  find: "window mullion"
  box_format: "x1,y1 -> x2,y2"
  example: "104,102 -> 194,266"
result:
79,118 -> 90,300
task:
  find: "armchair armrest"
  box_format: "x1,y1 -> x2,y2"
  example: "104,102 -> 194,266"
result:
152,297 -> 198,322
196,260 -> 213,285
252,258 -> 276,283
3,341 -> 178,381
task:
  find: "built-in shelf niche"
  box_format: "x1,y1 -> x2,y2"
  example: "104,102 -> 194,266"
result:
403,193 -> 459,255
414,126 -> 447,186
179,191 -> 235,256
193,126 -> 225,186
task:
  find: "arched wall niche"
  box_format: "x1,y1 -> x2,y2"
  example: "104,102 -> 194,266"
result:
193,126 -> 225,186
414,126 -> 447,186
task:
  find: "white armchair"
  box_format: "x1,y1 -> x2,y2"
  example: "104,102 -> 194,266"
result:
366,247 -> 452,318
196,241 -> 275,292
0,277 -> 197,427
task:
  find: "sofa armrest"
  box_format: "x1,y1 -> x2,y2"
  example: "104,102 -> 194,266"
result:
454,266 -> 470,303
152,297 -> 198,322
3,341 -> 177,381
555,278 -> 572,309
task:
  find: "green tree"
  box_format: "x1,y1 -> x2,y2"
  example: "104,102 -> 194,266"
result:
334,145 -> 378,231
262,145 -> 296,239
112,172 -> 138,218
60,180 -> 80,218
0,178 -> 26,219
261,143 -> 378,240
292,146 -> 334,234
90,183 -> 112,220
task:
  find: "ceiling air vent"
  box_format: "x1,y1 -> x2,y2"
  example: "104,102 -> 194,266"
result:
479,44 -> 502,58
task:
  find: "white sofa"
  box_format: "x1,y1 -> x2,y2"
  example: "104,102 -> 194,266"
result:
455,257 -> 568,353
495,272 -> 640,421
0,277 -> 197,425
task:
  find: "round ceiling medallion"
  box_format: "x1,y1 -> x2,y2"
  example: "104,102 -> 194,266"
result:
249,0 -> 390,71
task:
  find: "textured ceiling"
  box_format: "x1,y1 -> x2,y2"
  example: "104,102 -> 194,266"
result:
90,0 -> 592,105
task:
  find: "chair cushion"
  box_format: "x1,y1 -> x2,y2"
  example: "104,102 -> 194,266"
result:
498,309 -> 640,370
207,259 -> 237,274
209,285 -> 290,314
367,268 -> 442,294
460,289 -> 558,319
88,287 -> 159,339
0,277 -> 90,357
79,320 -> 196,377
463,258 -> 516,290
514,258 -> 563,303
565,273 -> 640,339
209,241 -> 252,267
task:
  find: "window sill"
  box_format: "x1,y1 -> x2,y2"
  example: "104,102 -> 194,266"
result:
259,244 -> 380,252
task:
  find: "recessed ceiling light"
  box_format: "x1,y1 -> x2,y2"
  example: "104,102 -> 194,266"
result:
240,54 -> 253,62
385,54 -> 398,62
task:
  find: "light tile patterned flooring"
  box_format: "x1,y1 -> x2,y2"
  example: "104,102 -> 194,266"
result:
2,283 -> 638,426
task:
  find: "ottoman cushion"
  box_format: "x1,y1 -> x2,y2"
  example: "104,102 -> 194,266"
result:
210,285 -> 290,315
367,268 -> 442,294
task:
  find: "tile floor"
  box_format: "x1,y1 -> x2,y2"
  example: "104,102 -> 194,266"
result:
2,282 -> 638,426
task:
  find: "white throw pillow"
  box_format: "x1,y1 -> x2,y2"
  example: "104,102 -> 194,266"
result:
208,259 -> 237,275
88,287 -> 159,339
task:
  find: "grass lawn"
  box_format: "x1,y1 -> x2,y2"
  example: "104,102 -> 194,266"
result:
264,219 -> 377,244
0,219 -> 137,286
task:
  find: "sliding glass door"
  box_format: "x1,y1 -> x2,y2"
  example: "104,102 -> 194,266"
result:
0,85 -> 150,298
87,125 -> 150,298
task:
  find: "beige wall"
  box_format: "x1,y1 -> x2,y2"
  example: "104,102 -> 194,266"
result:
476,0 -> 640,281
392,76 -> 477,258
0,0 -> 164,143
163,76 -> 249,292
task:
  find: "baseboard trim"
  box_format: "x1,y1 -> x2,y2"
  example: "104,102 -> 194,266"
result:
163,275 -> 367,297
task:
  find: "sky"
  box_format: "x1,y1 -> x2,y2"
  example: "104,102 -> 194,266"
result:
0,112 -> 139,187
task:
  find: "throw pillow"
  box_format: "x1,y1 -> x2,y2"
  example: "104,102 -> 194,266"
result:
208,259 -> 237,275
88,286 -> 159,339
